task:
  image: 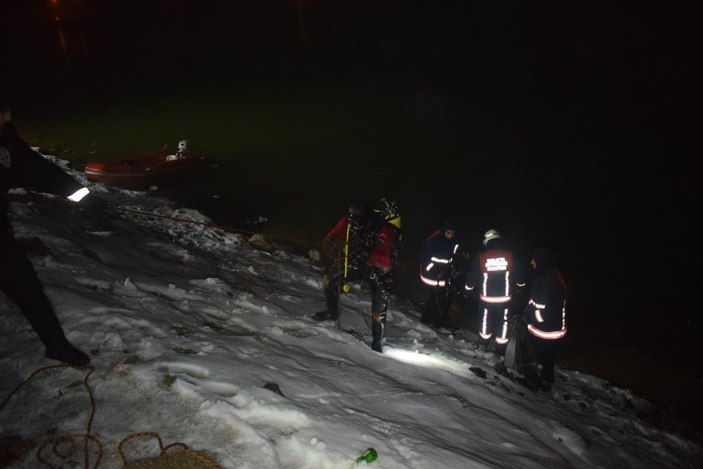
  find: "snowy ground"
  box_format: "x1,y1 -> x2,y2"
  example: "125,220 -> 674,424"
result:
1,154 -> 702,468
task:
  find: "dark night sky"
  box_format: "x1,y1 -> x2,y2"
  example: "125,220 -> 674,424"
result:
2,2 -> 701,314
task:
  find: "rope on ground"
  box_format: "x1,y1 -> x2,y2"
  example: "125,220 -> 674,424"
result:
1,364 -> 224,468
0,364 -> 103,468
118,432 -> 224,469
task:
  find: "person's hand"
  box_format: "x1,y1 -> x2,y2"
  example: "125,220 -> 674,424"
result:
521,308 -> 532,325
78,192 -> 109,212
350,250 -> 369,268
322,236 -> 341,258
74,192 -> 113,230
449,266 -> 465,281
379,266 -> 394,284
368,268 -> 393,287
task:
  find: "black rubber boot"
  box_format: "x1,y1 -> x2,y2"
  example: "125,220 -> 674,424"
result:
516,372 -> 541,392
371,315 -> 385,353
321,274 -> 340,320
539,380 -> 553,393
312,310 -> 336,321
45,341 -> 90,366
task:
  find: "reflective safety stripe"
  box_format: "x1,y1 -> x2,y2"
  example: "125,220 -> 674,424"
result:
67,187 -> 90,202
420,274 -> 446,287
479,309 -> 490,339
481,271 -> 513,301
527,324 -> 566,340
499,308 -> 510,340
535,310 -> 544,323
430,256 -> 450,264
480,295 -> 511,303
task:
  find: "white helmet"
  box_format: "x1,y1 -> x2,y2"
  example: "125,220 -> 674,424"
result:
483,229 -> 501,246
177,140 -> 191,153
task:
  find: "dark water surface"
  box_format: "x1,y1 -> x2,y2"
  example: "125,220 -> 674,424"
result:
3,1 -> 701,433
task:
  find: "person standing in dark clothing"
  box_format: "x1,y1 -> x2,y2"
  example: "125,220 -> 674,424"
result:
0,101 -> 105,366
313,201 -> 396,353
464,229 -> 526,354
418,221 -> 462,329
374,197 -> 402,266
521,247 -> 567,392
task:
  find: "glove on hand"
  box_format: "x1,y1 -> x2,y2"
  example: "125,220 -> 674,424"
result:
322,236 -> 341,258
350,250 -> 369,268
75,192 -> 112,231
368,268 -> 394,289
79,192 -> 109,212
449,267 -> 465,283
370,266 -> 394,284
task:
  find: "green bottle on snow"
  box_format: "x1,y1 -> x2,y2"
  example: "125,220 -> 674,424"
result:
355,448 -> 378,464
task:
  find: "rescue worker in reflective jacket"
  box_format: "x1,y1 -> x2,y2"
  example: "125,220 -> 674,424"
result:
464,229 -> 526,353
1,101 -> 106,366
521,247 -> 567,392
313,201 -> 395,353
418,221 -> 461,328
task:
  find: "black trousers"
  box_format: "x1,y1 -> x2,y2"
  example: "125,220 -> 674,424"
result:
1,229 -> 68,350
324,265 -> 391,345
421,286 -> 454,327
477,301 -> 512,344
527,334 -> 560,383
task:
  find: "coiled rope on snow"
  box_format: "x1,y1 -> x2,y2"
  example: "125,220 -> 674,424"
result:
0,363 -> 224,468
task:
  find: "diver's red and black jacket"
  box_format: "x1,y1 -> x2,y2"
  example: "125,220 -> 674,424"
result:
323,214 -> 395,273
523,267 -> 567,340
418,229 -> 459,287
465,240 -> 525,303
